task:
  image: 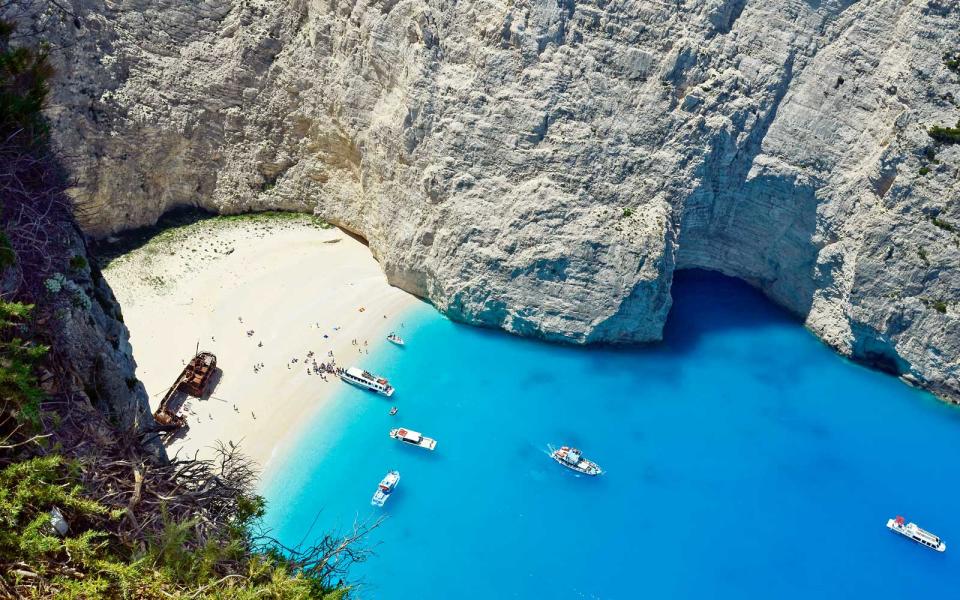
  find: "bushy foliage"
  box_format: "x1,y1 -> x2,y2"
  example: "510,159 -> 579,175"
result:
0,301 -> 48,435
946,52 -> 960,74
928,120 -> 960,144
0,455 -> 352,599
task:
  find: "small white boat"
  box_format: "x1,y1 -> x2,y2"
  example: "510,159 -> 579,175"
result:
387,333 -> 405,346
550,446 -> 602,476
371,470 -> 400,507
887,516 -> 946,552
339,366 -> 394,396
390,427 -> 437,451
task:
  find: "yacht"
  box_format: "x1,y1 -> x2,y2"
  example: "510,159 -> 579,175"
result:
387,333 -> 405,346
371,470 -> 400,507
389,427 -> 437,451
550,446 -> 602,476
887,516 -> 946,552
339,366 -> 395,396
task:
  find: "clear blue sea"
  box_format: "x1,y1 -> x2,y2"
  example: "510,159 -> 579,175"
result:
262,270 -> 960,598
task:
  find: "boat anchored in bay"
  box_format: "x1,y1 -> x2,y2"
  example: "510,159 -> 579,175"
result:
550,446 -> 602,476
338,366 -> 395,396
887,515 -> 946,552
390,427 -> 437,451
371,470 -> 400,507
387,333 -> 405,346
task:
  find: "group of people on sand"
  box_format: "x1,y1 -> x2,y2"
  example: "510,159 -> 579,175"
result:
186,312 -> 393,430
292,352 -> 338,380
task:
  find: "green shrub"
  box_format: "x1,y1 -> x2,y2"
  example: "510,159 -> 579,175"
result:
622,207 -> 634,218
947,52 -> 960,74
68,255 -> 88,271
931,216 -> 956,232
919,167 -> 930,176
928,121 -> 960,144
0,301 -> 48,431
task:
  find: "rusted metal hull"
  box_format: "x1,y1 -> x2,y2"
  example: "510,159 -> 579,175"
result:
153,351 -> 218,430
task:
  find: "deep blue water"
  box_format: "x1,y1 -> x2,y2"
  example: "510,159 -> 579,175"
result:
262,270 -> 960,598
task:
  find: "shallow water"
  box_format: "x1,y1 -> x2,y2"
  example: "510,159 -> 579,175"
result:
262,270 -> 960,598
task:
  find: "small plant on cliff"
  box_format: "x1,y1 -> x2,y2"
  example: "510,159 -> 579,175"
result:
946,52 -> 960,74
68,255 -> 87,271
920,297 -> 949,314
931,216 -> 956,233
928,120 -> 960,144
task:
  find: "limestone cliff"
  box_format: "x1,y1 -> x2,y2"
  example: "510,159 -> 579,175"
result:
20,0 -> 960,401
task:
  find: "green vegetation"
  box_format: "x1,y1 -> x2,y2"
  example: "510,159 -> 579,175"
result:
218,210 -> 332,228
621,207 -> 634,218
920,298 -> 949,314
928,120 -> 960,144
931,216 -> 956,233
918,166 -> 930,176
0,451 -> 357,599
0,301 -> 48,434
68,255 -> 88,271
917,247 -> 929,264
946,52 -> 960,74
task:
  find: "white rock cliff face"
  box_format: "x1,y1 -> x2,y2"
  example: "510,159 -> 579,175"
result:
23,0 -> 960,400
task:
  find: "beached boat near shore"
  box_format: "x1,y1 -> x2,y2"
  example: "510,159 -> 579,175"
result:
390,428 -> 437,451
551,446 -> 602,476
339,366 -> 395,396
887,516 -> 946,552
153,351 -> 218,430
371,470 -> 400,507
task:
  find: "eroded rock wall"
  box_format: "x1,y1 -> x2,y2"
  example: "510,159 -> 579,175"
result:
20,0 -> 960,400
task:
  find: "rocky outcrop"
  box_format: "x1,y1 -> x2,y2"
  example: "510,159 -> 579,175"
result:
54,229 -> 155,435
17,0 -> 960,401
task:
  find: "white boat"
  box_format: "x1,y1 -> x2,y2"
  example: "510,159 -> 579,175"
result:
887,516 -> 946,552
387,333 -> 405,346
371,470 -> 400,507
550,446 -> 602,476
340,366 -> 394,396
390,427 -> 437,451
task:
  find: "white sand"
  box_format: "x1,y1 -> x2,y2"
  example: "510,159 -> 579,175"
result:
102,216 -> 419,470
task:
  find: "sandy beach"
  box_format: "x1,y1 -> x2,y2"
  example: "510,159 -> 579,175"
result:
102,214 -> 420,470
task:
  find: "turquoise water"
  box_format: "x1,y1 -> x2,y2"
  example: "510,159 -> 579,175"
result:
262,270 -> 960,598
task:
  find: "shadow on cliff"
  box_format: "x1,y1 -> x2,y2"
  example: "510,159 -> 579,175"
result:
90,206 -> 218,267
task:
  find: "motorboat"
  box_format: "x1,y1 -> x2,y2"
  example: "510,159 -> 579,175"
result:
340,366 -> 395,396
371,470 -> 400,507
550,446 -> 602,476
390,427 -> 437,451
